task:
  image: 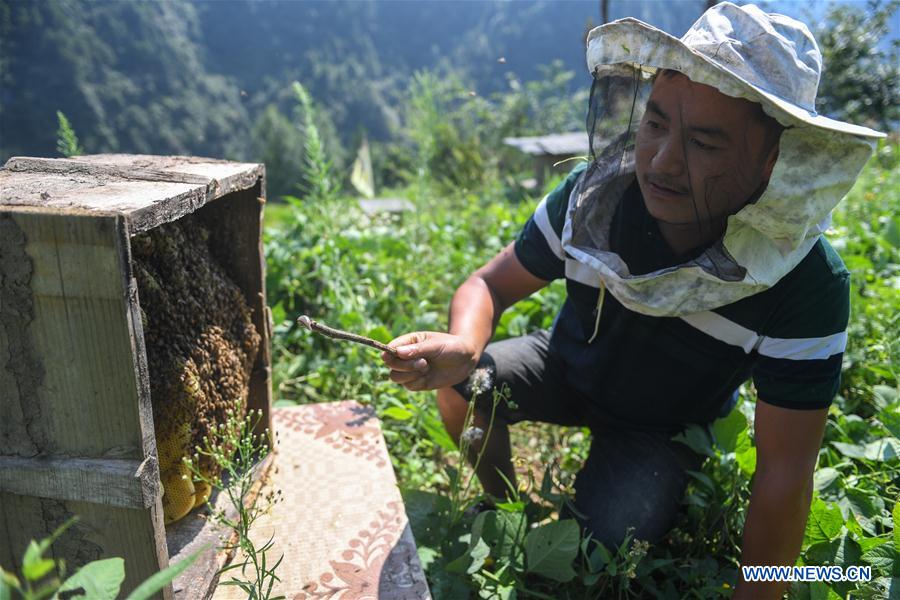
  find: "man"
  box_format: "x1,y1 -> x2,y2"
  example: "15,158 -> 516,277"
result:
380,3 -> 884,597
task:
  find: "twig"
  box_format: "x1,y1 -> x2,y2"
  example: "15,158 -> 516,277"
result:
297,315 -> 399,356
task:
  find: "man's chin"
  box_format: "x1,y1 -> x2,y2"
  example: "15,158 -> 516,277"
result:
641,195 -> 695,227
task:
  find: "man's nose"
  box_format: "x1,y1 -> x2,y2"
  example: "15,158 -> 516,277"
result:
651,135 -> 686,177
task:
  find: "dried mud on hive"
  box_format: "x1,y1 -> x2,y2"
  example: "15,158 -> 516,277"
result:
132,215 -> 260,524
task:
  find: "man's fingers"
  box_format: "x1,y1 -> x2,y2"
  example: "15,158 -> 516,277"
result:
382,352 -> 428,372
403,373 -> 430,392
387,332 -> 426,350
387,332 -> 447,361
389,369 -> 426,385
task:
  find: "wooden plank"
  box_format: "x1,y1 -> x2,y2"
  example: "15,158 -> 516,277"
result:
0,212 -> 146,458
3,157 -> 212,185
0,493 -> 171,600
2,155 -> 263,199
0,455 -> 158,509
71,155 -> 265,204
502,132 -> 589,156
0,212 -> 42,456
0,208 -> 170,595
358,198 -> 415,217
0,168 -> 206,220
0,155 -> 265,236
0,493 -> 57,575
67,499 -> 171,599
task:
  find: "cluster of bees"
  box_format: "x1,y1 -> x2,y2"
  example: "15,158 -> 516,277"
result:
132,215 -> 261,524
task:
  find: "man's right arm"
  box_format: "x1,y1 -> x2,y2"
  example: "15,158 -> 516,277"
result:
381,242 -> 550,391
449,241 -> 553,361
382,161 -> 585,391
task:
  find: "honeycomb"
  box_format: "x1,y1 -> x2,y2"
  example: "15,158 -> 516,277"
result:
132,214 -> 261,524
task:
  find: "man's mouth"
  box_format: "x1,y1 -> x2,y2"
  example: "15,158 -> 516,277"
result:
645,178 -> 688,198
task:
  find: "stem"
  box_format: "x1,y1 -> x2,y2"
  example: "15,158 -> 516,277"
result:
190,408 -> 281,597
449,391 -> 478,524
463,388 -> 501,501
297,315 -> 398,355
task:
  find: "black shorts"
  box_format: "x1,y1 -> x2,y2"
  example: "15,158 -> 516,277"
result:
452,329 -> 709,550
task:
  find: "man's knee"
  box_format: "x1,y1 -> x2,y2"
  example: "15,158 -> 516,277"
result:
563,497 -> 679,552
567,435 -> 699,551
436,386 -> 470,442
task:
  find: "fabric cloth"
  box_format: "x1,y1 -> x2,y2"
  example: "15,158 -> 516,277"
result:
569,3 -> 881,316
509,162 -> 849,433
586,3 -> 885,138
451,329 -> 706,549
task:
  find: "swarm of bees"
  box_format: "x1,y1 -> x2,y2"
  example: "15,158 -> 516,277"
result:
132,215 -> 261,524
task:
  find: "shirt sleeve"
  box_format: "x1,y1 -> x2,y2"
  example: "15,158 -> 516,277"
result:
513,162 -> 587,281
752,248 -> 850,410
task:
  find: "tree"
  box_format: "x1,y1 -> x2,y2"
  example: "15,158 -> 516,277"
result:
814,0 -> 898,132
251,105 -> 305,201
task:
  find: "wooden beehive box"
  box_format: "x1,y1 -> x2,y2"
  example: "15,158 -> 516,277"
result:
0,154 -> 273,599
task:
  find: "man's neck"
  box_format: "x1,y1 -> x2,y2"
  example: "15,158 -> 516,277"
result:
656,219 -> 726,257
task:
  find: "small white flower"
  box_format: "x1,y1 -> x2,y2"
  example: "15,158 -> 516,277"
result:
469,367 -> 494,395
461,426 -> 485,444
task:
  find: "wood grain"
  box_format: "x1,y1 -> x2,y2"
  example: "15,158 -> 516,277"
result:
0,155 -> 271,600
0,455 -> 158,508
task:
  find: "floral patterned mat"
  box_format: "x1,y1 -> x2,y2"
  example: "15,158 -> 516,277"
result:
211,401 -> 431,600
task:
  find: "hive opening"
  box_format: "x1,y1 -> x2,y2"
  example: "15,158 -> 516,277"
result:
132,212 -> 262,525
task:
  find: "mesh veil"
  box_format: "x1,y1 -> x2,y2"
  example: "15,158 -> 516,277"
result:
568,65 -> 750,291
566,15 -> 879,317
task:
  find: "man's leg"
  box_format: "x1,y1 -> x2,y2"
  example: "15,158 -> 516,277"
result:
564,424 -> 706,551
438,329 -> 587,502
436,386 -> 516,499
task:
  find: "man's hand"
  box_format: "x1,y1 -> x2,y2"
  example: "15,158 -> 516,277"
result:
380,242 -> 550,393
380,331 -> 479,392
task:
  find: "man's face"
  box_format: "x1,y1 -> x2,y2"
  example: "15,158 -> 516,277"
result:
634,71 -> 780,231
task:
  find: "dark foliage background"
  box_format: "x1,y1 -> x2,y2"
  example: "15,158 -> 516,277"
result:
0,0 -> 895,198
0,0 -> 737,198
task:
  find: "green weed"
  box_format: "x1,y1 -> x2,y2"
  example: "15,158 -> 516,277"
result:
184,407 -> 284,600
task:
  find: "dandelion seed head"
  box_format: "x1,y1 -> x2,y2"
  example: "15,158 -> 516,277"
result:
469,367 -> 493,395
461,426 -> 485,444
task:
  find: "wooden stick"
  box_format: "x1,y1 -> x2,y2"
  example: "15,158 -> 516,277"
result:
297,315 -> 399,356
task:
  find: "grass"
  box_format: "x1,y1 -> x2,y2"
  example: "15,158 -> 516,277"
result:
262,141 -> 898,599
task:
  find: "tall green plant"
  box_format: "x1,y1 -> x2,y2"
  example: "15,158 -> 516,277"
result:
403,64 -> 589,195
184,406 -> 284,600
406,70 -> 488,193
292,82 -> 337,203
252,104 -> 307,201
55,111 -> 82,157
407,71 -> 442,181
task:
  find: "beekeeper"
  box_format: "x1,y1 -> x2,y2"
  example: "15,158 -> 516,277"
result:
381,3 -> 884,597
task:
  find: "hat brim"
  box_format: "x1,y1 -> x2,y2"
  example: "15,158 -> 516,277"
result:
586,19 -> 886,139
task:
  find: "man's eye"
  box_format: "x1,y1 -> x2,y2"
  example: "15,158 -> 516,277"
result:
691,138 -> 716,150
645,120 -> 661,129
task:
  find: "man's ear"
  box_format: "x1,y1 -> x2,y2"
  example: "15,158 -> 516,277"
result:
755,108 -> 784,182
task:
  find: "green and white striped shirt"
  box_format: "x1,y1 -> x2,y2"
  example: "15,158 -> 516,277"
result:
514,163 -> 850,432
